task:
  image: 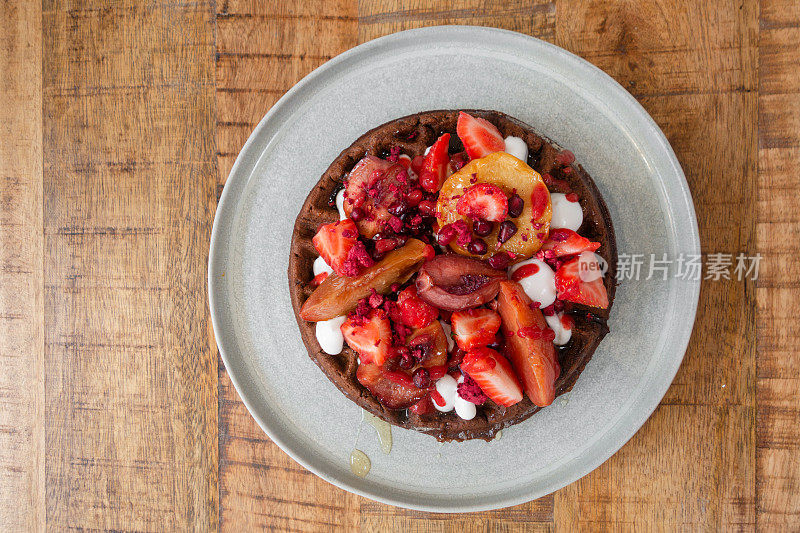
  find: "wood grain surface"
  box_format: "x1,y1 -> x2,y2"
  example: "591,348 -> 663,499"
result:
1,0 -> 798,530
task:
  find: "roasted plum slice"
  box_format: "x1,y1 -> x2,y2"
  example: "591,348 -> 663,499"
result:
415,254 -> 505,311
356,363 -> 427,410
300,238 -> 428,322
406,320 -> 448,368
437,151 -> 552,260
343,155 -> 410,238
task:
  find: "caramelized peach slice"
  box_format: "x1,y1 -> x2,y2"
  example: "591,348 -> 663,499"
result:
300,238 -> 428,322
496,280 -> 559,407
437,151 -> 552,260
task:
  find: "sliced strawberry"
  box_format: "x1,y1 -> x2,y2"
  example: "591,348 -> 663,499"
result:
343,156 -> 409,238
456,111 -> 505,160
397,286 -> 439,329
310,271 -> 329,287
419,133 -> 451,193
456,183 -> 508,222
541,228 -> 601,257
312,219 -> 359,276
496,280 -> 559,407
356,363 -> 426,409
451,308 -> 501,350
555,254 -> 609,308
340,309 -> 392,366
460,347 -> 523,407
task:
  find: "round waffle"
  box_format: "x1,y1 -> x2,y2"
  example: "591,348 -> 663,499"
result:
289,110 -> 617,441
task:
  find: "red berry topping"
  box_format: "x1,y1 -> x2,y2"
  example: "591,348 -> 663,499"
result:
555,256 -> 609,309
451,308 -> 501,351
457,373 -> 488,404
508,193 -> 524,218
405,188 -> 424,206
312,219 -> 359,277
341,309 -> 393,366
487,252 -> 512,270
310,271 -> 329,287
529,182 -> 550,220
397,286 -> 439,328
466,238 -> 487,255
419,133 -> 451,193
472,218 -> 492,237
497,220 -> 517,244
555,150 -> 575,166
437,224 -> 457,245
565,192 -> 579,202
456,183 -> 508,222
540,228 -> 600,257
456,111 -> 506,160
460,347 -> 523,407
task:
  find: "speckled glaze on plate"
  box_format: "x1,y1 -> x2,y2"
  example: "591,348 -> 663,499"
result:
208,26 -> 700,512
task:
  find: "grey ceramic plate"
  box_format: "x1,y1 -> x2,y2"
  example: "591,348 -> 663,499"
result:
208,26 -> 700,512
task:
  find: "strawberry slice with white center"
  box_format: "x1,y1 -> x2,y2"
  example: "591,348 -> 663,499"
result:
340,309 -> 393,365
456,183 -> 508,222
460,347 -> 523,407
419,133 -> 451,193
541,228 -> 601,257
450,308 -> 501,350
456,111 -> 506,160
356,363 -> 426,410
555,254 -> 609,308
312,219 -> 359,276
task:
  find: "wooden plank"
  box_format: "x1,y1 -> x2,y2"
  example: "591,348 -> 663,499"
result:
0,1 -> 44,531
358,0 -> 555,43
214,1 -> 363,530
553,1 -> 758,530
41,1 -> 219,530
757,1 -> 800,527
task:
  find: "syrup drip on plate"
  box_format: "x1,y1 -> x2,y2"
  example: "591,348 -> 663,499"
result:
349,449 -> 371,478
362,410 -> 392,454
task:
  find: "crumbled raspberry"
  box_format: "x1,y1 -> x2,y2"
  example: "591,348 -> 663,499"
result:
353,298 -> 371,320
457,373 -> 488,404
406,130 -> 419,141
457,230 -> 472,247
396,169 -> 408,184
553,299 -> 565,313
368,288 -> 384,308
387,215 -> 404,233
541,304 -> 556,316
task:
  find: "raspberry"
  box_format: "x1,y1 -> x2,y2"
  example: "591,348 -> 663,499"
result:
457,373 -> 488,404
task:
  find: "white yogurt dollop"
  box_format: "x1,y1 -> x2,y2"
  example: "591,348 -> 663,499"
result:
545,312 -> 573,345
550,193 -> 583,231
335,189 -> 347,220
433,374 -> 478,420
508,258 -> 557,308
433,374 -> 458,413
313,256 -> 333,277
504,136 -> 528,162
315,316 -> 346,355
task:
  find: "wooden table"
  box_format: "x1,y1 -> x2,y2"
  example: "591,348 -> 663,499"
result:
2,0 -> 798,530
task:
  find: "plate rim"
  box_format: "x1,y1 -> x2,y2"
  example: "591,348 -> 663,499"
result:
208,25 -> 701,512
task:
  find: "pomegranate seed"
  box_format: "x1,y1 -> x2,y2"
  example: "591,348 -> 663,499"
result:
388,202 -> 408,216
418,200 -> 436,216
487,252 -> 511,270
437,224 -> 457,245
406,188 -> 423,206
350,207 -> 365,221
508,194 -> 524,218
375,237 -> 397,253
555,150 -> 575,166
472,219 -> 492,237
467,238 -> 487,255
497,220 -> 518,244
412,368 -> 431,388
565,192 -> 579,202
399,355 -> 414,369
